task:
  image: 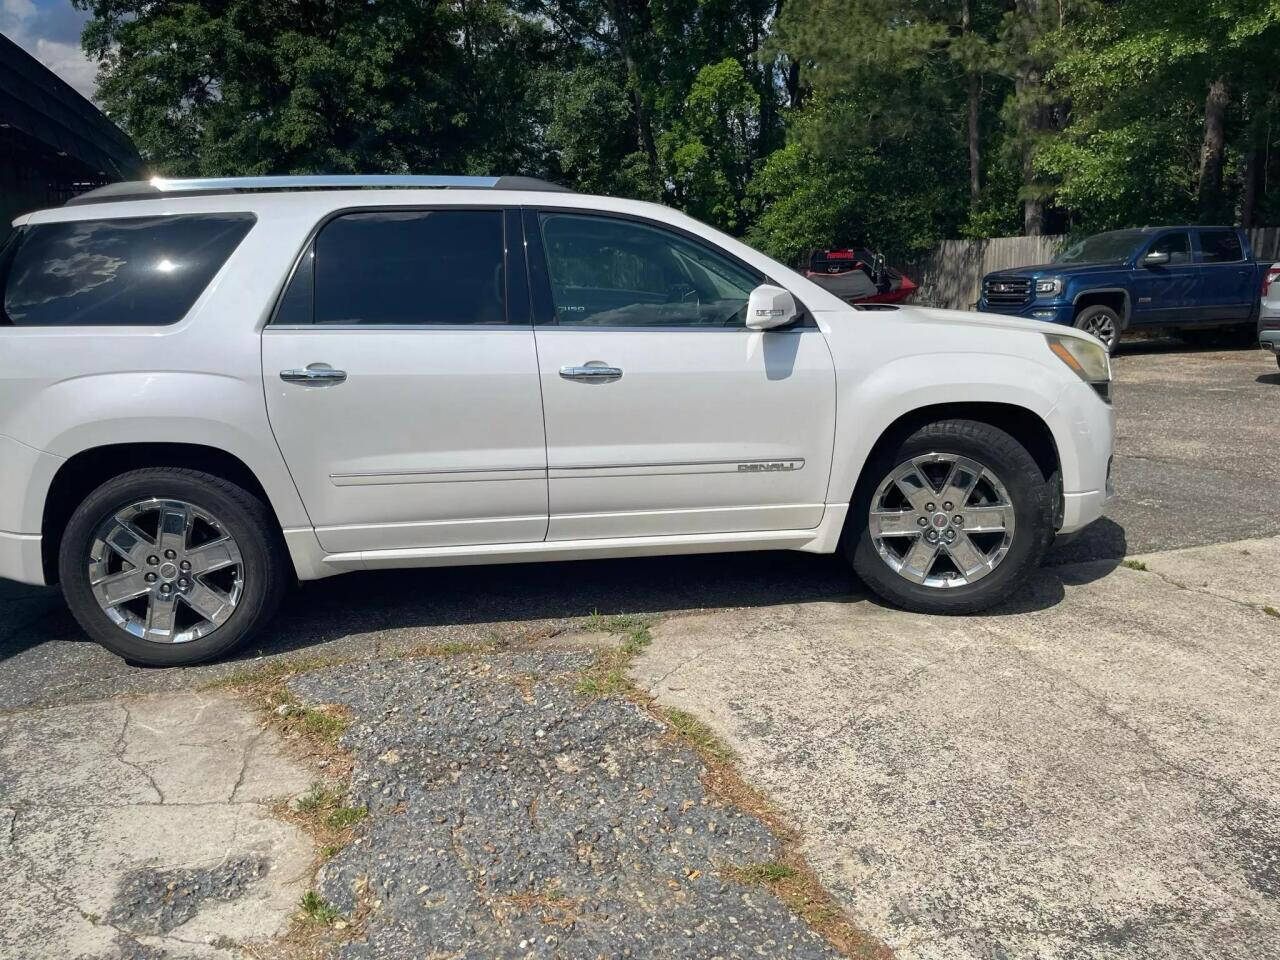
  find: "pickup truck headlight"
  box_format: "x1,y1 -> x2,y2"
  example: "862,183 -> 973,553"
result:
1034,277 -> 1063,298
1046,334 -> 1112,402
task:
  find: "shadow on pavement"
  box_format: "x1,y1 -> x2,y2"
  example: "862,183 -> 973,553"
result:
0,517 -> 1126,668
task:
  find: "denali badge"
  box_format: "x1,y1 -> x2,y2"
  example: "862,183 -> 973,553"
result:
738,461 -> 800,472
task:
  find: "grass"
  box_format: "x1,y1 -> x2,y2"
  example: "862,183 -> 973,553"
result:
1121,559 -> 1149,571
574,612 -> 654,698
325,805 -> 368,830
1264,606 -> 1279,618
661,707 -> 735,763
298,890 -> 341,926
726,861 -> 798,884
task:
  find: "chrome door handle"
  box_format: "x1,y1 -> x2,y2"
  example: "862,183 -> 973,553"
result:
280,363 -> 347,385
559,362 -> 623,383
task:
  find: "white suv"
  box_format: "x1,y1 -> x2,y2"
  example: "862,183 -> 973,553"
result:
0,176 -> 1115,665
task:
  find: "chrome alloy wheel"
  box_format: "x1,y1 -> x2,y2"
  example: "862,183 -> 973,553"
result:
868,453 -> 1016,588
1078,312 -> 1118,351
87,498 -> 244,643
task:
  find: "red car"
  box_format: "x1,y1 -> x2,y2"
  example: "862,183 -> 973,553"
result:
805,248 -> 917,304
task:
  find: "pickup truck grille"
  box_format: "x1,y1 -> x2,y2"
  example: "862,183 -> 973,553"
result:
983,277 -> 1031,306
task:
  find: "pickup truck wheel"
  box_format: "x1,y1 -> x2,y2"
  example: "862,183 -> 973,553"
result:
58,468 -> 289,666
1073,305 -> 1120,352
846,420 -> 1055,615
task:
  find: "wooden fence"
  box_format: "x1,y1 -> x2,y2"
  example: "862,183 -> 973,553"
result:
907,228 -> 1280,310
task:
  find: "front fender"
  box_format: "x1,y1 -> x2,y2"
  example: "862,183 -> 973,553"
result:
827,352 -> 1081,505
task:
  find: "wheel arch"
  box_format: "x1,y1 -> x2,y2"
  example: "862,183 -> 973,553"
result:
1073,288 -> 1130,328
41,443 -> 282,584
844,401 -> 1064,534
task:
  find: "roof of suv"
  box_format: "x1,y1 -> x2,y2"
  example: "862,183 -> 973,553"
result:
65,175 -> 574,206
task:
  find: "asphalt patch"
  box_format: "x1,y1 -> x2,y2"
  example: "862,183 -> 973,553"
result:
107,855 -> 270,935
289,652 -> 840,959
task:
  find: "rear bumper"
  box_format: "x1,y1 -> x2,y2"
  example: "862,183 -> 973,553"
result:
1260,329 -> 1280,352
0,434 -> 63,587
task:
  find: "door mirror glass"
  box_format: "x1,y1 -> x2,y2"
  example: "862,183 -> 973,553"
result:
746,284 -> 799,330
1142,250 -> 1171,267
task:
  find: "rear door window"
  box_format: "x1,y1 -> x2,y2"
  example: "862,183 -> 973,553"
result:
1,214 -> 254,326
1197,230 -> 1244,263
276,209 -> 509,326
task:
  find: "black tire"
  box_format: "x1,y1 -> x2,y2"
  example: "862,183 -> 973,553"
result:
844,419 -> 1055,615
58,468 -> 289,666
1073,304 -> 1121,352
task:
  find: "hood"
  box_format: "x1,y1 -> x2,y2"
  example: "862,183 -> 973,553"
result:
873,305 -> 1101,344
986,260 -> 1125,279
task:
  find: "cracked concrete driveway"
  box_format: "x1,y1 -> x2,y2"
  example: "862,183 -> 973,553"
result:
632,537 -> 1280,959
0,692 -> 313,959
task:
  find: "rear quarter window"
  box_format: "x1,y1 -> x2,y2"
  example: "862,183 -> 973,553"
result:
0,213 -> 255,327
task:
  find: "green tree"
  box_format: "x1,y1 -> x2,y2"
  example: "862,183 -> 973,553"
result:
1041,0 -> 1280,230
78,0 -> 549,176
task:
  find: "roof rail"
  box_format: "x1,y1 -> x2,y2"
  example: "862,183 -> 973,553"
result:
65,174 -> 574,206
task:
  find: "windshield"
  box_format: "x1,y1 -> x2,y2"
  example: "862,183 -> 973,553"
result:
1055,230 -> 1145,265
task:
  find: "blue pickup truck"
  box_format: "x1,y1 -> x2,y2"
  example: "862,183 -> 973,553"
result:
978,226 -> 1266,351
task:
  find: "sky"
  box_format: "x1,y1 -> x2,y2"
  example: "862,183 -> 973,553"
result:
2,0 -> 97,100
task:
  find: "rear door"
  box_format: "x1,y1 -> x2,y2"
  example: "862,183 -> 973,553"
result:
262,207 -> 548,553
1129,231 -> 1197,325
525,209 -> 836,541
1194,229 -> 1253,322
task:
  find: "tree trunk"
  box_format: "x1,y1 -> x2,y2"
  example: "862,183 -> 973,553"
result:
1197,77 -> 1229,221
1013,0 -> 1048,235
962,0 -> 980,210
604,0 -> 660,180
1242,101 -> 1266,228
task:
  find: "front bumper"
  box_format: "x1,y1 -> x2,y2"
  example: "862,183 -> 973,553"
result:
1053,381 -> 1117,535
978,299 -> 1075,325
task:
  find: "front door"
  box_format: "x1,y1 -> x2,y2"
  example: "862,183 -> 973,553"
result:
1130,231 -> 1197,325
262,208 -> 548,553
523,210 -> 836,541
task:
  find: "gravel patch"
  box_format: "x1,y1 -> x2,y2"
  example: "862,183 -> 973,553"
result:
107,855 -> 270,934
288,652 -> 841,959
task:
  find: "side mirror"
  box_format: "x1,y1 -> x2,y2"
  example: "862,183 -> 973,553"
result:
746,284 -> 799,331
1143,250 -> 1171,267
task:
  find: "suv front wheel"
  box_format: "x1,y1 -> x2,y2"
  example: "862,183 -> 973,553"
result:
58,468 -> 289,666
846,419 -> 1055,614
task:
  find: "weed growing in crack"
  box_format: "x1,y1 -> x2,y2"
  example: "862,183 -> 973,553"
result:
325,805 -> 369,830
298,890 -> 341,925
1121,559 -> 1149,571
662,708 -> 735,763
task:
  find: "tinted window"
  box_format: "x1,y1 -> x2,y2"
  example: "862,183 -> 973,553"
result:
1198,230 -> 1243,263
299,210 -> 506,326
1,214 -> 254,326
538,213 -> 761,327
1055,230 -> 1144,265
1149,232 -> 1190,264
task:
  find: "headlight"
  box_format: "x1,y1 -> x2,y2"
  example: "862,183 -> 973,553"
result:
1046,334 -> 1112,401
1035,277 -> 1063,297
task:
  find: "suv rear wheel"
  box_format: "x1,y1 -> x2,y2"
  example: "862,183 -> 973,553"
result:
846,420 -> 1055,614
58,468 -> 289,666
